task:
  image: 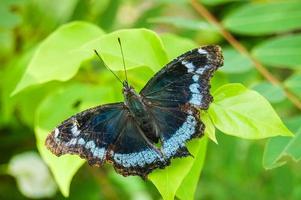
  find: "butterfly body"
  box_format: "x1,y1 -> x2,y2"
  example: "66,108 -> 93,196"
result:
46,45 -> 223,178
123,83 -> 160,143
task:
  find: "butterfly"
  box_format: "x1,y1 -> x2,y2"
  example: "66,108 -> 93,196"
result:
45,43 -> 223,178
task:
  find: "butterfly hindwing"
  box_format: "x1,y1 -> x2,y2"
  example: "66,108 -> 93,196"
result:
110,116 -> 167,177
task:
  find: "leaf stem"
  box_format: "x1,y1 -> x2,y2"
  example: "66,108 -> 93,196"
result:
190,0 -> 301,111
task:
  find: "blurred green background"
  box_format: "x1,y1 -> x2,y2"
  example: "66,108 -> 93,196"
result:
1,0 -> 301,199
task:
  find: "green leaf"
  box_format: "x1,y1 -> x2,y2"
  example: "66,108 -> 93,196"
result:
285,73 -> 301,98
1,49 -> 34,123
252,81 -> 286,103
202,111 -> 217,144
34,0 -> 79,24
176,137 -> 208,200
208,83 -> 293,139
0,30 -> 14,57
35,83 -> 115,197
263,129 -> 301,169
223,1 -> 301,35
285,115 -> 301,133
220,47 -> 253,74
263,115 -> 301,169
149,16 -> 217,31
149,137 -> 207,200
160,33 -> 197,60
252,34 -> 301,69
81,28 -> 168,72
12,21 -> 104,95
0,4 -> 21,29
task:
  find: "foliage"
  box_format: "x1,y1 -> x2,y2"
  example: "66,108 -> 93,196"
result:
1,0 -> 301,200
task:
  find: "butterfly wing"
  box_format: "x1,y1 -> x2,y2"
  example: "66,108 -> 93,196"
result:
140,45 -> 223,159
46,103 -> 165,177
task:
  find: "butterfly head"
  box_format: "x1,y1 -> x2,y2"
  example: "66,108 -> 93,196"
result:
122,81 -> 136,96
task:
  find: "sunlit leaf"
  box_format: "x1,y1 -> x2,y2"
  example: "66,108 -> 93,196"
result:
35,83 -> 115,197
252,34 -> 301,69
201,112 -> 217,144
223,1 -> 301,35
160,33 -> 197,60
81,28 -> 168,72
12,21 -> 104,95
176,137 -> 208,200
208,83 -> 293,139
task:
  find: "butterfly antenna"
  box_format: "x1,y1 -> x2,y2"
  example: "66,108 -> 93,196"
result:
118,37 -> 128,85
94,49 -> 123,85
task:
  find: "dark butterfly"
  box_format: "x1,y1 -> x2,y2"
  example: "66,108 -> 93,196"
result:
45,44 -> 223,178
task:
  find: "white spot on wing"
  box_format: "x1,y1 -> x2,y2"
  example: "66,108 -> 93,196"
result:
190,93 -> 202,105
85,141 -> 96,150
189,83 -> 200,94
79,139 -> 105,159
182,60 -> 195,73
195,68 -> 205,74
192,74 -> 199,82
93,147 -> 105,159
54,128 -> 59,138
196,65 -> 210,75
198,48 -> 207,55
78,138 -> 85,145
71,123 -> 81,136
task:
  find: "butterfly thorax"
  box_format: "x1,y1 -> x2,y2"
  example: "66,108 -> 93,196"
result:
123,83 -> 159,143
